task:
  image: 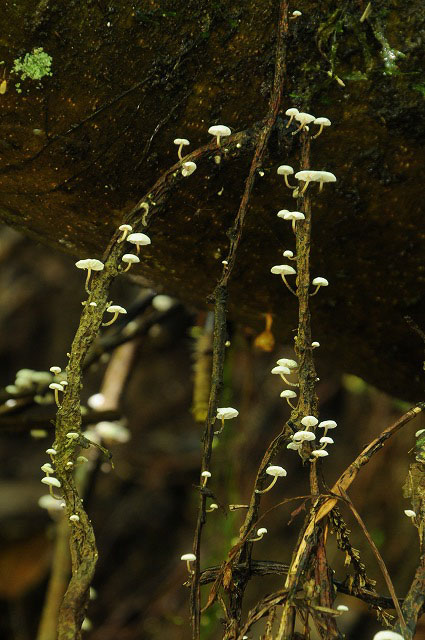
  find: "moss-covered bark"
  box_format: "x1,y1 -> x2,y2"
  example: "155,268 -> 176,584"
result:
0,0 -> 424,399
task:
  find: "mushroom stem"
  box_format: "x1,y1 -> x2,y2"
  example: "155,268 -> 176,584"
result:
215,135 -> 222,147
84,268 -> 92,293
286,115 -> 296,128
117,230 -> 129,243
291,123 -> 306,136
312,124 -> 325,139
48,485 -> 63,501
102,311 -> 119,327
53,388 -> 62,408
186,560 -> 195,575
206,504 -> 218,513
279,374 -> 299,388
177,144 -> 185,160
255,475 -> 278,494
310,285 -> 321,297
250,532 -> 265,542
122,262 -> 133,273
281,274 -> 297,296
284,175 -> 297,189
285,398 -> 297,410
300,179 -> 311,194
214,418 -> 225,435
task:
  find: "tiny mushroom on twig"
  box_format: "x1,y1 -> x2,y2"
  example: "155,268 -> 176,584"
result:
173,137 -> 190,160
277,209 -> 305,232
285,107 -> 299,127
310,277 -> 329,296
277,165 -> 296,189
318,419 -> 337,437
272,365 -> 298,387
41,476 -> 62,499
280,389 -> 297,409
49,382 -> 64,407
293,430 -> 316,443
182,161 -> 197,177
255,465 -> 287,494
127,232 -> 151,254
294,170 -> 317,194
336,605 -> 349,613
117,224 -> 132,243
102,305 -> 127,327
206,503 -> 218,513
292,112 -> 316,135
46,448 -> 57,456
311,449 -> 329,460
319,436 -> 334,448
49,366 -> 61,375
41,463 -> 54,475
181,553 -> 197,574
75,259 -> 105,293
312,117 -> 331,139
270,265 -> 297,295
404,509 -> 417,522
283,249 -> 296,260
312,341 -> 320,348
277,358 -> 298,370
208,124 -> 231,147
301,415 -> 319,428
121,253 -> 140,272
215,407 -> 239,435
250,527 -> 268,542
290,10 -> 302,18
315,170 -> 337,192
69,514 -> 80,523
201,471 -> 211,487
66,431 -> 79,440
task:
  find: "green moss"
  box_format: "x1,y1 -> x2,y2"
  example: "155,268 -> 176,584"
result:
12,47 -> 53,81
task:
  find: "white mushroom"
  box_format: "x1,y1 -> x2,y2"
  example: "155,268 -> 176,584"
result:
127,232 -> 151,254
310,277 -> 329,296
250,527 -> 268,542
404,509 -> 417,521
314,170 -> 337,192
277,209 -> 305,232
270,264 -> 297,295
208,124 -> 231,147
373,632 -> 404,640
121,253 -> 140,273
49,382 -> 64,407
206,503 -> 219,513
277,358 -> 298,369
69,514 -> 80,523
318,420 -> 337,437
181,553 -> 197,574
49,366 -> 62,375
102,304 -> 127,327
280,389 -> 297,409
293,430 -> 316,442
277,165 -> 296,189
312,117 -> 331,139
182,161 -> 197,177
285,107 -> 299,127
201,470 -> 212,487
215,407 -> 239,434
75,259 -> 104,293
255,465 -> 287,494
272,365 -> 298,387
173,137 -> 190,160
311,449 -> 329,459
301,415 -> 319,428
117,224 -> 133,243
283,249 -> 295,260
292,112 -> 316,135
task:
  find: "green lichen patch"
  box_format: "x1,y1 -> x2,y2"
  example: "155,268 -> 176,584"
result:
12,47 -> 53,81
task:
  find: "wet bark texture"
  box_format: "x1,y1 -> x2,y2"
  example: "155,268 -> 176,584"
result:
0,0 -> 424,400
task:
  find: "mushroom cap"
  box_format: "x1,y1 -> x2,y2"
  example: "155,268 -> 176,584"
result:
69,514 -> 80,522
38,494 -> 63,511
295,112 -> 316,124
311,341 -> 320,348
75,258 -> 104,271
49,382 -> 64,392
173,138 -> 190,145
319,436 -> 334,444
292,10 -> 302,16
318,420 -> 337,430
66,431 -> 79,439
106,305 -> 127,314
336,605 -> 349,612
271,365 -> 291,375
41,476 -> 61,488
293,430 -> 316,442
216,407 -> 239,420
182,161 -> 197,177
277,210 -> 305,221
277,164 -> 294,175
277,358 -> 298,369
415,428 -> 425,438
283,250 -> 294,258
301,415 -> 319,427
49,366 -> 62,374
257,527 -> 268,535
294,170 -> 316,182
209,503 -> 218,510
315,170 -> 337,183
266,465 -> 287,477
121,253 -> 140,264
280,390 -> 297,398
314,117 -> 331,126
181,553 -> 196,561
312,277 -> 329,286
208,125 -> 231,137
404,509 -> 416,518
373,632 -> 405,640
270,264 -> 296,275
311,449 -> 329,458
287,441 -> 301,450
152,294 -> 175,312
46,448 -> 57,455
41,463 -> 54,473
285,107 -> 299,117
118,224 -> 132,232
127,232 -> 151,246
201,471 -> 212,478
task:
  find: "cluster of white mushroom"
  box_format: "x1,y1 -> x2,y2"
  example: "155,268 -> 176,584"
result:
172,124 -> 232,178
285,107 -> 331,138
277,164 -> 336,198
287,415 -> 337,461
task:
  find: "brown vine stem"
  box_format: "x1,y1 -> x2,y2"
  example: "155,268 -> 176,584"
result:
190,3 -> 290,638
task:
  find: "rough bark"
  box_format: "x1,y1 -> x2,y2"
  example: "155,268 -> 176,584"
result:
1,0 -> 424,400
